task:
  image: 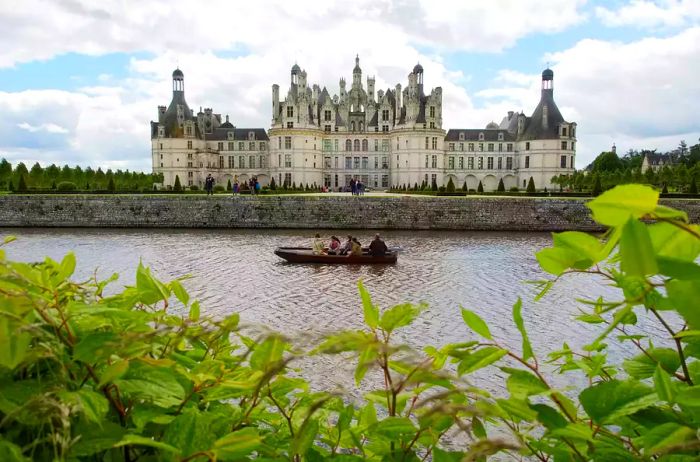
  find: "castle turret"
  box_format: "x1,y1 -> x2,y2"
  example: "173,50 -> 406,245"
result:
272,84 -> 280,120
352,55 -> 362,88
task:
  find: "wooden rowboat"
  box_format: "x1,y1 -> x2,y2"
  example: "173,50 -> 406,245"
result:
274,247 -> 398,264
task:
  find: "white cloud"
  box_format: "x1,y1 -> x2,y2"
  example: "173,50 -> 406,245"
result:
0,0 -> 587,68
17,122 -> 69,134
595,0 -> 700,28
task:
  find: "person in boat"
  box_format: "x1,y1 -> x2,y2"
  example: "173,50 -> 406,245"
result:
349,237 -> 362,256
369,233 -> 388,256
339,235 -> 353,255
328,236 -> 341,255
312,233 -> 326,255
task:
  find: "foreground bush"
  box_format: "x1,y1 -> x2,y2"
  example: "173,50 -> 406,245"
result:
0,184 -> 699,461
57,181 -> 77,191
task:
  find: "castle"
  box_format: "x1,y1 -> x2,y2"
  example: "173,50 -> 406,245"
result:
151,57 -> 576,191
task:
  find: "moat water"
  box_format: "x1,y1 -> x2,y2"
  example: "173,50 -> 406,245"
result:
1,228 -> 670,392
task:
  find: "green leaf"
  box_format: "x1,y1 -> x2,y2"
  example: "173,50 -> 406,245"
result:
170,279 -> 190,306
496,397 -> 538,422
379,302 -> 423,332
587,184 -> 659,227
250,335 -> 285,371
98,360 -> 129,387
114,434 -> 180,454
620,218 -> 658,276
0,318 -> 31,369
163,409 -> 217,457
649,222 -> 700,261
623,348 -> 680,379
460,308 -> 492,340
472,416 -> 487,438
536,247 -> 580,276
57,252 -> 76,281
372,416 -> 416,436
457,347 -> 506,375
292,418 -> 319,456
512,298 -> 533,361
667,280 -> 700,330
358,280 -> 378,329
550,423 -> 593,442
654,364 -> 675,402
675,385 -> 700,407
213,428 -> 261,459
552,231 -> 604,262
657,256 -> 700,280
503,368 -> 548,398
73,332 -> 120,363
354,345 -> 377,385
642,422 -> 695,455
0,439 -> 28,461
433,447 -> 465,462
135,261 -> 170,305
530,403 -> 567,430
579,380 -> 657,424
188,300 -> 200,321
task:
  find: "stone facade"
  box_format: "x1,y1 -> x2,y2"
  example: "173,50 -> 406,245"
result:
151,59 -> 576,191
2,196 -> 698,231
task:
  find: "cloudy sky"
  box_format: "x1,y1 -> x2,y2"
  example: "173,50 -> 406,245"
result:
0,0 -> 698,171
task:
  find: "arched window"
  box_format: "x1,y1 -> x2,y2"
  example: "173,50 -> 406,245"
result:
346,139 -> 352,151
478,132 -> 484,141
359,121 -> 364,132
351,121 -> 356,131
354,139 -> 360,151
362,139 -> 368,151
459,132 -> 464,141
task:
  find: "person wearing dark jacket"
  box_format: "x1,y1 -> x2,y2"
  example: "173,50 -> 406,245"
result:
369,234 -> 388,256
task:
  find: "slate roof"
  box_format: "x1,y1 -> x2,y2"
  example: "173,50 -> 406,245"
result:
204,128 -> 270,141
520,89 -> 566,140
444,129 -> 516,142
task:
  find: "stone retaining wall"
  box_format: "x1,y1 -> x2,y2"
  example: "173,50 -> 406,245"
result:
0,195 -> 698,231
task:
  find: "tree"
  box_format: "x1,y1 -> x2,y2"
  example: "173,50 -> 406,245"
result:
446,177 -> 455,193
591,151 -> 623,173
662,183 -> 668,194
462,181 -> 467,192
17,174 -> 27,192
644,167 -> 657,185
497,178 -> 505,192
431,177 -> 438,191
477,180 -> 484,193
173,175 -> 182,192
107,177 -> 115,192
690,175 -> 698,194
51,180 -> 56,190
270,176 -> 277,190
592,174 -> 602,196
526,176 -> 535,193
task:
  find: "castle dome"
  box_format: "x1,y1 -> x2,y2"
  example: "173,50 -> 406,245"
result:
542,68 -> 553,80
172,68 -> 184,78
486,121 -> 499,130
291,63 -> 301,74
413,63 -> 424,74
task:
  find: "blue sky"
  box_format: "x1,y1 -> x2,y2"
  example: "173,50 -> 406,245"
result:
0,0 -> 698,171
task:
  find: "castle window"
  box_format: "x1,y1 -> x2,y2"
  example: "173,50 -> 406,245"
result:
287,122 -> 293,128
478,157 -> 483,169
239,142 -> 244,150
345,157 -> 352,169
429,122 -> 435,129
259,142 -> 265,151
382,125 -> 389,132
160,163 -> 163,167
525,156 -> 530,168
188,153 -> 192,159
187,141 -> 193,149
249,141 -> 255,151
239,156 -> 245,168
498,157 -> 502,169
323,139 -> 332,152
382,109 -> 389,121
478,132 -> 484,141
346,139 -> 352,151
459,142 -> 464,151
158,128 -> 164,137
468,143 -> 474,152
188,171 -> 193,178
218,142 -> 224,151
382,156 -> 388,168
478,143 -> 483,152
498,132 -> 503,141
571,156 -> 575,168
362,157 -> 369,169
498,143 -> 503,152
459,132 -> 464,141
259,156 -> 266,168
228,156 -> 234,168
228,132 -> 234,140
160,143 -> 163,149
459,157 -> 464,169
449,143 -> 454,151
561,141 -> 567,150
362,139 -> 368,151
468,157 -> 474,169
324,125 -> 331,132
284,137 -> 292,149
448,157 -> 454,169
382,140 -> 389,152
525,142 -> 530,151
354,157 -> 360,169
249,156 -> 255,169
354,139 -> 360,151
425,155 -> 429,168
431,155 -> 437,168
425,137 -> 429,149
429,106 -> 435,118
374,139 -> 379,151
324,110 -> 332,121
228,142 -> 234,151
571,142 -> 575,151
506,157 -> 513,169
248,132 -> 254,140
351,121 -> 356,131
561,155 -> 567,168
487,157 -> 494,169
219,156 -> 224,168
488,143 -> 494,152
287,106 -> 294,117
431,137 -> 438,150
186,126 -> 192,136
507,143 -> 513,152
161,154 -> 163,159
562,127 -> 567,137
285,154 -> 292,168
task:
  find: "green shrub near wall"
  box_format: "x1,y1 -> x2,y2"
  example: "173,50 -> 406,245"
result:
57,181 -> 77,191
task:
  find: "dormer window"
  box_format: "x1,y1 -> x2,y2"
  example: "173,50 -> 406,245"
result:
248,132 -> 255,140
459,132 -> 464,141
478,132 -> 484,141
227,131 -> 234,140
562,126 -> 568,137
158,127 -> 164,137
498,132 -> 504,141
